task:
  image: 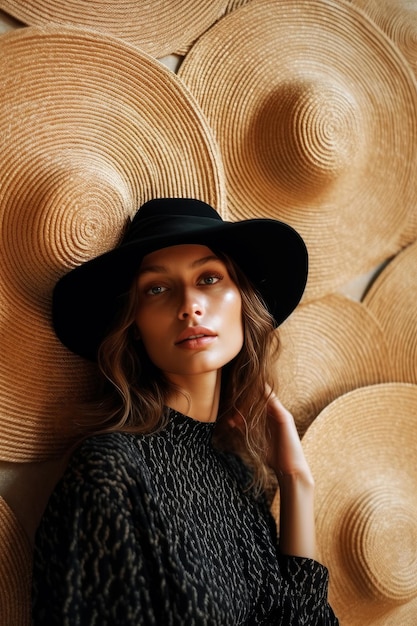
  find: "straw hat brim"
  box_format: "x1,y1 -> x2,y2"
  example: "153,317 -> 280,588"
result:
178,0 -> 417,299
302,383 -> 417,625
363,241 -> 417,384
0,497 -> 32,625
0,0 -> 230,58
349,0 -> 417,247
0,25 -> 225,461
275,293 -> 392,436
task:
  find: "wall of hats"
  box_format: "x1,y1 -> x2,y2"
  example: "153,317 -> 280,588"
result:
0,1 -> 416,624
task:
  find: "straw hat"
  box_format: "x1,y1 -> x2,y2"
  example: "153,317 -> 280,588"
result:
302,383 -> 417,625
0,25 -> 225,461
0,0 -> 230,58
275,293 -> 392,436
0,497 -> 32,626
349,0 -> 417,246
362,240 -> 417,384
178,0 -> 417,299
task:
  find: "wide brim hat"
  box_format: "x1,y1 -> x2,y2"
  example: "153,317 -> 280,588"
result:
275,293 -> 392,436
302,383 -> 417,625
363,240 -> 417,384
178,0 -> 417,300
0,0 -> 231,58
53,197 -> 308,361
0,24 -> 225,461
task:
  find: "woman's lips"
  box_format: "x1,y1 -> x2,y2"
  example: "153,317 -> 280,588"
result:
175,326 -> 217,347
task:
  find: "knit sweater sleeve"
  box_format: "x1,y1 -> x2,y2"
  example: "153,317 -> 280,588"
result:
32,441 -> 171,626
222,451 -> 339,625
276,552 -> 338,624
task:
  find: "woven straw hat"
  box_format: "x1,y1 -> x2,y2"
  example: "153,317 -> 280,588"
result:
0,24 -> 224,462
275,293 -> 392,436
178,0 -> 417,299
349,0 -> 417,246
0,497 -> 32,626
0,0 -> 230,58
302,383 -> 417,625
363,240 -> 417,384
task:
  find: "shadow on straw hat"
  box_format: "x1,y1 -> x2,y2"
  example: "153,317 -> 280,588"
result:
302,383 -> 417,625
275,293 -> 392,436
178,0 -> 417,300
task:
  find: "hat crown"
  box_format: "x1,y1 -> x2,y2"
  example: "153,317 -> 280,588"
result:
123,198 -> 223,245
342,485 -> 417,605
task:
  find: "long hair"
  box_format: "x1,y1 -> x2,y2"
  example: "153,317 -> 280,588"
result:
75,252 -> 281,493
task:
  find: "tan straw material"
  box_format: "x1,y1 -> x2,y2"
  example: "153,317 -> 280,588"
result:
349,0 -> 417,246
0,0 -> 229,58
0,25 -> 225,462
275,293 -> 392,436
302,383 -> 417,625
0,497 -> 32,626
178,0 -> 417,299
362,240 -> 417,384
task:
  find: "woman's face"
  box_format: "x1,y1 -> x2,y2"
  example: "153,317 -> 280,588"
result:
135,244 -> 244,382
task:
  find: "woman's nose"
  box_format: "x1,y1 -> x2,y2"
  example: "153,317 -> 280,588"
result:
178,288 -> 204,319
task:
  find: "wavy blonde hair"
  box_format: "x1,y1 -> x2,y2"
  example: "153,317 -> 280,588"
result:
75,252 -> 281,493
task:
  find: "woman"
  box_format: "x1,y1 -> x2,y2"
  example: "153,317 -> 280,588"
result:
32,198 -> 339,624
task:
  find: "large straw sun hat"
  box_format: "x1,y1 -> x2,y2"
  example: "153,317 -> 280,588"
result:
275,293 -> 392,436
362,240 -> 417,384
0,0 -> 230,58
302,383 -> 417,625
0,24 -> 225,462
178,0 -> 417,299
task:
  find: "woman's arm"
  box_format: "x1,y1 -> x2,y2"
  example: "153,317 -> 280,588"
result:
266,390 -> 316,559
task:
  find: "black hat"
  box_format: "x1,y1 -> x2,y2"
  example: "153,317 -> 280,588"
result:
53,198 -> 308,360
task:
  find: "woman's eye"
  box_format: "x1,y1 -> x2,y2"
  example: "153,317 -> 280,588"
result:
146,285 -> 167,295
199,274 -> 222,285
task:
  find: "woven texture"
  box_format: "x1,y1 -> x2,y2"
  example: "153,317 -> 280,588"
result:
275,293 -> 392,436
363,240 -> 417,384
0,25 -> 225,461
179,0 -> 417,299
0,0 -> 229,58
302,383 -> 417,625
0,497 -> 32,626
350,0 -> 417,246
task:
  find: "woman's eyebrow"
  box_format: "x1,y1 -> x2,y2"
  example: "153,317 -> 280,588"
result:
138,254 -> 220,276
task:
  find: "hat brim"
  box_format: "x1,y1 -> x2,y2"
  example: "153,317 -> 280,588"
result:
53,218 -> 308,360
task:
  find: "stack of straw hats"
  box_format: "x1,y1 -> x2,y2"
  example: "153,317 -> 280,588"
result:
0,0 -> 416,624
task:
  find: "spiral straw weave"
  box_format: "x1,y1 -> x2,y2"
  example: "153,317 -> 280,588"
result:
0,25 -> 225,461
349,0 -> 417,246
363,240 -> 417,384
302,383 -> 417,625
275,293 -> 392,436
0,497 -> 32,625
178,0 -> 417,299
0,0 -> 229,58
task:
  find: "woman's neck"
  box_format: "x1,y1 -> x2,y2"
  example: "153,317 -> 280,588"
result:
165,371 -> 221,423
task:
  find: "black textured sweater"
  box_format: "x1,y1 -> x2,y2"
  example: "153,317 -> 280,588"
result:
32,410 -> 338,625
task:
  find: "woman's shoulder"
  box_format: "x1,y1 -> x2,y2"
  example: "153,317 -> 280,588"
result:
61,431 -> 146,491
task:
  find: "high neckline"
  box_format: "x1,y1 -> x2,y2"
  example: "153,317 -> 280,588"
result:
166,408 -> 216,447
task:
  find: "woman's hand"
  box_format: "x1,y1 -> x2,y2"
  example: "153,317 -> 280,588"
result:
266,387 -> 316,559
265,387 -> 313,482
